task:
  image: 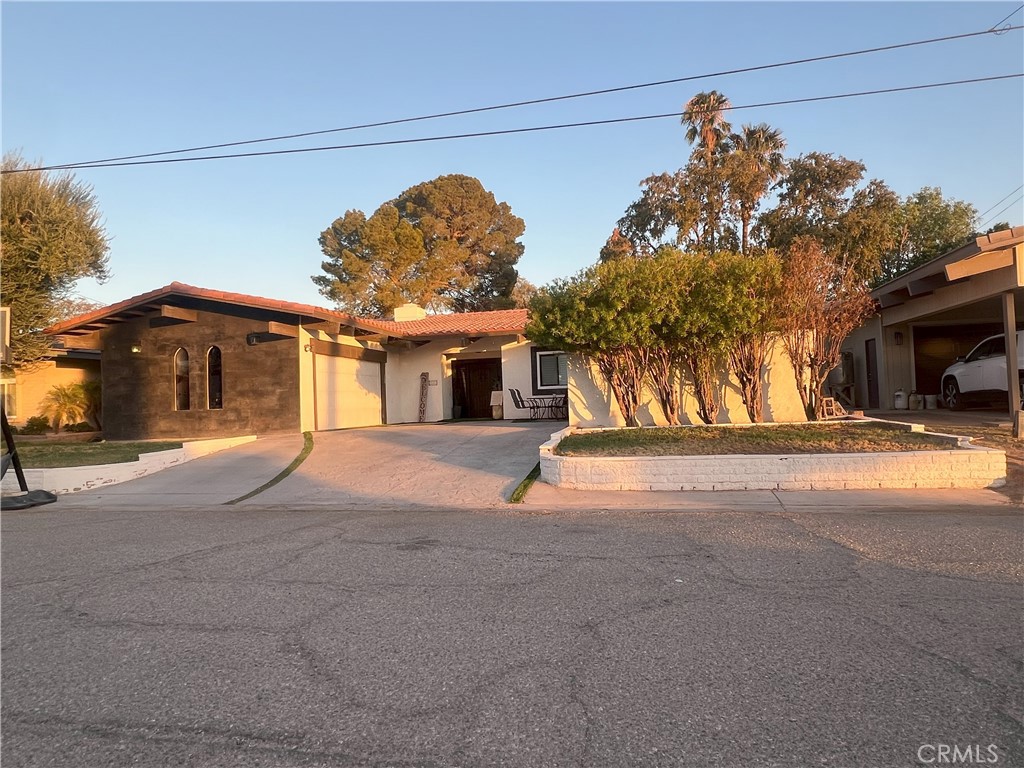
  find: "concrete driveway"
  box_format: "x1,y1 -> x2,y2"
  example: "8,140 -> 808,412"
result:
51,421 -> 558,510
243,421 -> 557,509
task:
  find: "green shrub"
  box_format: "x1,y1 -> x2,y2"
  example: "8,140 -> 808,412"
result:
21,416 -> 51,435
64,421 -> 97,433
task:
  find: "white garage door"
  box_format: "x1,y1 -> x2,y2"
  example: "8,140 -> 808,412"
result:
315,356 -> 383,430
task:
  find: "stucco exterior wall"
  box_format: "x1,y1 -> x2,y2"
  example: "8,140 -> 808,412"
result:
7,358 -> 100,428
840,320 -> 913,410
500,340 -> 535,419
385,339 -> 455,424
383,336 -> 539,423
568,342 -> 806,428
100,311 -> 301,440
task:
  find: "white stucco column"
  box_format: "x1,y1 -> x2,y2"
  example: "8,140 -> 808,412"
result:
1001,290 -> 1021,437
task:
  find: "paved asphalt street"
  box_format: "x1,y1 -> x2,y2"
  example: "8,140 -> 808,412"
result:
2,497 -> 1022,768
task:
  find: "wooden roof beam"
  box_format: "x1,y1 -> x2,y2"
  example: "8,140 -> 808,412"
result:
149,305 -> 198,328
877,289 -> 909,309
945,249 -> 1013,281
302,319 -> 343,335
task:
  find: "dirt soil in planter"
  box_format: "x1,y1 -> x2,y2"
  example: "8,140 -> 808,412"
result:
554,424 -> 959,457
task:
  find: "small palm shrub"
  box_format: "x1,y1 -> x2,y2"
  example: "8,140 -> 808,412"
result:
40,384 -> 87,434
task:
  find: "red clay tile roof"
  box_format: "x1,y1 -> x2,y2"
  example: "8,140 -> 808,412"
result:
45,282 -> 528,339
365,308 -> 529,337
44,281 -> 376,335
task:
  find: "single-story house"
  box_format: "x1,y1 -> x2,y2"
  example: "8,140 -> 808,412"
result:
1,345 -> 100,429
839,226 -> 1023,411
35,282 -> 567,440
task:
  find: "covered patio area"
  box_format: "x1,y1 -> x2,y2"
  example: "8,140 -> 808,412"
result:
841,227 -> 1023,434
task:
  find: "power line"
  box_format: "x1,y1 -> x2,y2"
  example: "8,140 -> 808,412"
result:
977,185 -> 1024,218
39,24 -> 1024,172
5,73 -> 1018,174
992,4 -> 1024,30
979,195 -> 1024,229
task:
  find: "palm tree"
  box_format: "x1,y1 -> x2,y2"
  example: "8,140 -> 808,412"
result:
681,90 -> 733,168
727,123 -> 787,254
40,383 -> 87,434
681,90 -> 733,253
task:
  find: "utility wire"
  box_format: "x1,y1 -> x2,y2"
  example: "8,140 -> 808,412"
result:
38,24 -> 1024,172
5,74 -> 1019,174
992,4 -> 1024,30
977,185 -> 1024,218
979,195 -> 1024,229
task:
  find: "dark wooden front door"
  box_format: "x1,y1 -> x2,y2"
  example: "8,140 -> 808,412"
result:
865,338 -> 880,409
451,359 -> 502,419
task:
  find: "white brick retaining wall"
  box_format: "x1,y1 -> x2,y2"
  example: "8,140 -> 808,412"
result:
539,423 -> 1007,491
1,435 -> 257,496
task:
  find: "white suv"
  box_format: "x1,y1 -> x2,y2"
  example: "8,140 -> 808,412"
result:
941,332 -> 1024,410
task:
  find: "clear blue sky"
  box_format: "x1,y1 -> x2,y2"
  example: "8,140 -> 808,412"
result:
3,1 -> 1022,311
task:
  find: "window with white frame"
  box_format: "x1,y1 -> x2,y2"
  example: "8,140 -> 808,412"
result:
1,381 -> 16,418
533,350 -> 568,392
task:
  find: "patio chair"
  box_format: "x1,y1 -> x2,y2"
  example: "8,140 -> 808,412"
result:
509,388 -> 543,419
551,394 -> 568,420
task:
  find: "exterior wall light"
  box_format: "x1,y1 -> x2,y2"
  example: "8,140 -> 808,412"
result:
893,332 -> 904,346
130,343 -> 142,354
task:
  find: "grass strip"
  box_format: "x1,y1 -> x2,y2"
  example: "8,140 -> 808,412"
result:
14,441 -> 184,468
508,462 -> 541,504
555,424 -> 957,457
223,432 -> 314,506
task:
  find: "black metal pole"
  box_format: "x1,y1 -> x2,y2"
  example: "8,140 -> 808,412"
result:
1,404 -> 29,492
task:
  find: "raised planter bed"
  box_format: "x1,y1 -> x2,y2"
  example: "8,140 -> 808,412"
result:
1,435 -> 257,497
539,419 -> 1007,491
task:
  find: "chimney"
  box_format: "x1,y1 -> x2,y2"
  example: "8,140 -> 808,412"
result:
392,303 -> 427,322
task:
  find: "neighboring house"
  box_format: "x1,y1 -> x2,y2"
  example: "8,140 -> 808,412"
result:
566,344 -> 807,428
3,344 -> 100,429
839,226 -> 1023,411
44,282 -> 565,440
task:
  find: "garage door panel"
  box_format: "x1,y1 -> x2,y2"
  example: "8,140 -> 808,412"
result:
315,356 -> 383,430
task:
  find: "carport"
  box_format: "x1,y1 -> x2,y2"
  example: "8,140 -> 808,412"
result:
841,227 -> 1022,431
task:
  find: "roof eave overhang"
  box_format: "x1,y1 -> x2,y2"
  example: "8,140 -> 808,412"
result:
400,329 -> 525,342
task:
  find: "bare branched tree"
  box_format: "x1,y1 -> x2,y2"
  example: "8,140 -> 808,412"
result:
780,238 -> 876,419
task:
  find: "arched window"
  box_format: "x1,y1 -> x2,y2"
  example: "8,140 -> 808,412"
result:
174,348 -> 190,411
207,346 -> 223,409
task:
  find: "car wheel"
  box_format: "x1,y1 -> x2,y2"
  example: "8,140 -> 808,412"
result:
943,378 -> 964,411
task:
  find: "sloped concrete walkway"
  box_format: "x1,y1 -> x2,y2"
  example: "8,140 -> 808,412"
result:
48,434 -> 307,509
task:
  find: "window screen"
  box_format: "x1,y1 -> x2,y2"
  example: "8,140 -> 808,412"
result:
538,352 -> 568,388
